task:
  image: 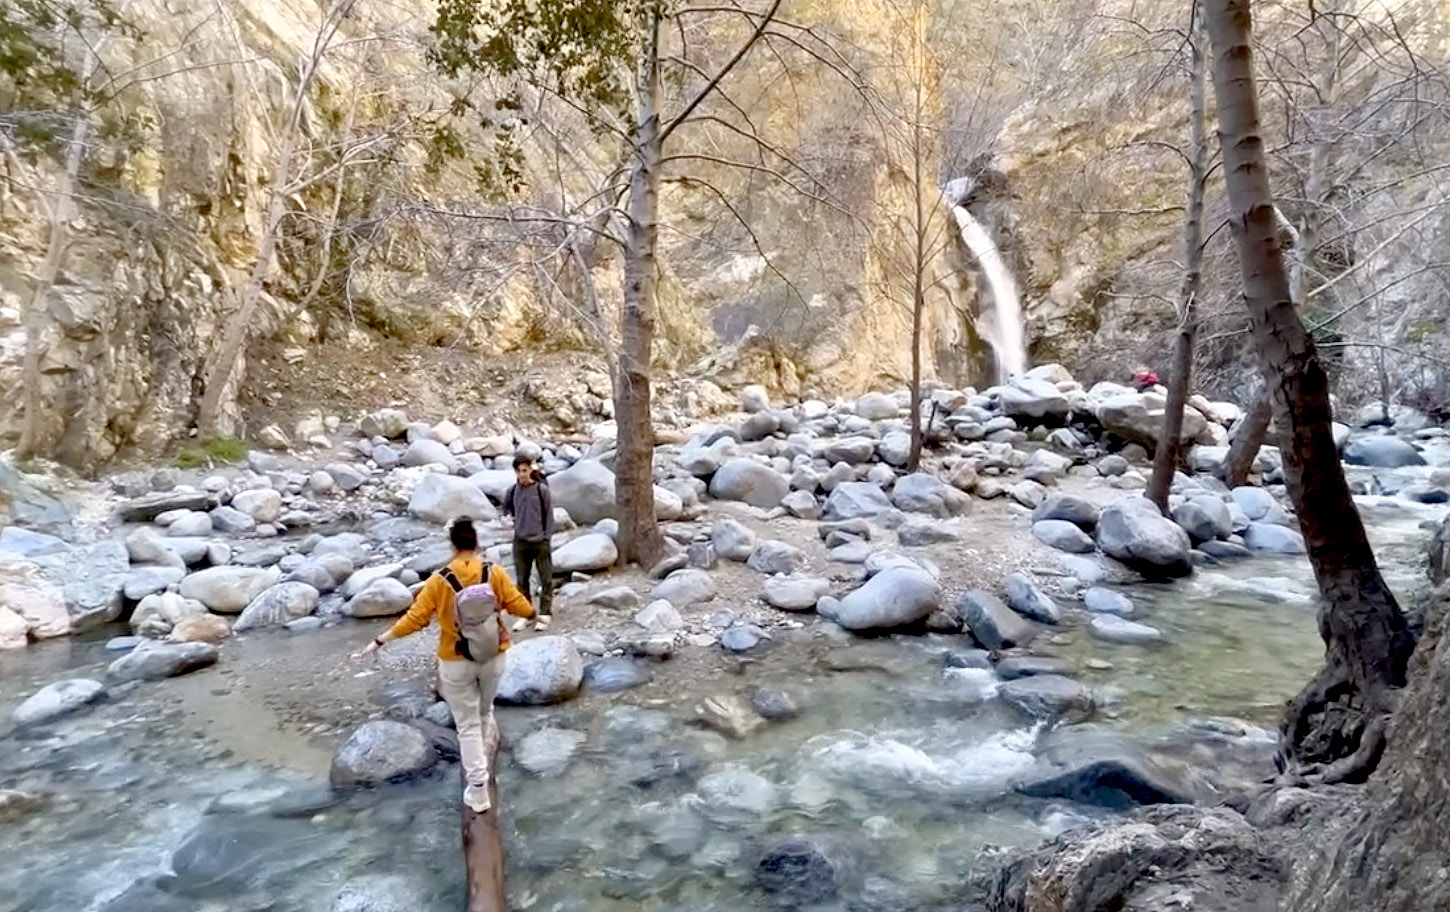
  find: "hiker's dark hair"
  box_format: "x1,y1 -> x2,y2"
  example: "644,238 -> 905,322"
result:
449,519 -> 478,552
512,454 -> 533,470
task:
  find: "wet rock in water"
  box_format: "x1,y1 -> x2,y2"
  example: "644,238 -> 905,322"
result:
1083,587 -> 1136,617
635,598 -> 684,633
549,459 -> 617,525
998,674 -> 1093,720
343,578 -> 413,618
497,636 -> 584,705
750,686 -> 799,720
756,835 -> 847,906
179,566 -> 280,614
107,635 -> 141,650
1089,614 -> 1165,645
959,590 -> 1038,650
1032,494 -> 1101,530
170,614 -> 233,644
965,806 -> 1282,912
107,641 -> 219,683
1005,572 -> 1061,624
408,473 -> 496,524
231,489 -> 283,524
1172,500 -> 1220,544
892,472 -> 970,517
233,581 -> 320,632
944,648 -> 993,670
584,657 -> 653,692
1242,522 -> 1307,555
514,727 -> 587,777
1032,520 -> 1096,554
748,539 -> 808,575
1013,731 -> 1201,808
762,574 -> 830,611
553,533 -> 619,573
1343,434 -> 1426,468
653,568 -> 716,606
698,764 -> 778,821
11,678 -> 105,727
1095,496 -> 1193,578
995,656 -> 1073,681
330,720 -> 438,789
696,693 -> 766,739
710,458 -> 790,508
1199,540 -> 1252,560
819,566 -> 939,631
329,874 -> 429,912
721,624 -> 770,652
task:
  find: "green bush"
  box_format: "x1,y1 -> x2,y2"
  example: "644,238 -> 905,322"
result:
174,436 -> 246,469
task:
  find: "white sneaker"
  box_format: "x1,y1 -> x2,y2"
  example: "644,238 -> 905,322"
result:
534,615 -> 551,631
464,783 -> 491,813
511,616 -> 530,633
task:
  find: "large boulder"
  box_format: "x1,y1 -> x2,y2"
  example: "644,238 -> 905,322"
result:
233,582 -> 320,632
1343,435 -> 1426,468
1243,522 -> 1308,555
878,431 -> 913,467
231,489 -> 283,524
711,518 -> 758,561
549,459 -> 617,525
653,568 -> 716,606
12,678 -> 105,727
762,574 -> 831,611
343,578 -> 414,618
0,527 -> 68,558
999,377 -> 1070,421
1089,614 -> 1165,645
1013,731 -> 1200,807
891,473 -> 970,517
130,592 -> 209,636
855,392 -> 900,420
818,566 -> 939,630
408,474 -> 497,524
360,408 -> 409,439
1096,391 -> 1208,448
330,720 -> 438,789
1032,494 -> 1100,530
1032,520 -> 1096,554
0,560 -> 69,643
823,436 -> 878,464
959,590 -> 1038,650
747,540 -> 808,575
553,533 -> 618,573
28,541 -> 131,628
179,566 -> 281,614
496,636 -> 584,705
1095,497 -> 1193,578
710,458 -> 789,508
822,482 -> 894,521
106,641 -> 219,683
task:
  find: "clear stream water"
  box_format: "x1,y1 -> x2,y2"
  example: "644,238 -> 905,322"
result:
0,476 -> 1441,912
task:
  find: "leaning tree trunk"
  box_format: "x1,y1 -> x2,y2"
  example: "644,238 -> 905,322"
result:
1205,0 -> 1417,783
1221,387 -> 1273,487
1147,11 -> 1208,513
612,4 -> 667,568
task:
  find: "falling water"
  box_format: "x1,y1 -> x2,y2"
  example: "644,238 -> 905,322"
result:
945,189 -> 1027,382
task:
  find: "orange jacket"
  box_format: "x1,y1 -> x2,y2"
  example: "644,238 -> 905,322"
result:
386,555 -> 534,661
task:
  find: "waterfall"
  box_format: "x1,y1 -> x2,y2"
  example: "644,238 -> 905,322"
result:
944,185 -> 1026,383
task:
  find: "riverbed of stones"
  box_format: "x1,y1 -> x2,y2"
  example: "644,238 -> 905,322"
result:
5,366 -> 1450,812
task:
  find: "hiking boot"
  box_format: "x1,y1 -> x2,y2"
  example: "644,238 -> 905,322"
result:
464,783 -> 491,813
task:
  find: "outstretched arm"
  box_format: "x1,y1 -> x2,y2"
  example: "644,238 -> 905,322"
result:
351,576 -> 442,659
490,563 -> 535,619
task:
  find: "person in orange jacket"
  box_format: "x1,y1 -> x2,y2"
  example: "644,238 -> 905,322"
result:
352,518 -> 534,812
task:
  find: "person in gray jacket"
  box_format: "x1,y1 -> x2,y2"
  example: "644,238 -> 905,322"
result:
502,454 -> 554,629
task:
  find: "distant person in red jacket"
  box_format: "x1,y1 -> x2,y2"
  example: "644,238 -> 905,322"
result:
1130,366 -> 1159,392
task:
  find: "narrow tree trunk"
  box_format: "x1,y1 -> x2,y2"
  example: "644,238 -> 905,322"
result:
612,3 -> 666,567
1205,0 -> 1416,783
461,725 -> 504,912
1221,388 -> 1273,487
1148,9 -> 1207,513
16,107 -> 90,460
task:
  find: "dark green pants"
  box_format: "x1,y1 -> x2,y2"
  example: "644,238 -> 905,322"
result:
513,538 -> 553,616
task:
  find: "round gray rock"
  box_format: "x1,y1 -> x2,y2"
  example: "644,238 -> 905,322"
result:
12,678 -> 105,727
709,458 -> 790,508
330,720 -> 438,789
818,566 -> 939,630
233,582 -> 321,632
497,636 -> 584,705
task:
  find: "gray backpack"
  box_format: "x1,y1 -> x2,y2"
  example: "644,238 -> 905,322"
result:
439,566 -> 508,661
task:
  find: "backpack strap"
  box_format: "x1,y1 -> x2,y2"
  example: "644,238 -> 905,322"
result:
438,568 -> 464,593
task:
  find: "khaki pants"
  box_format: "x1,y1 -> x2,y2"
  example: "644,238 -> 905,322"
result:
437,655 -> 504,789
